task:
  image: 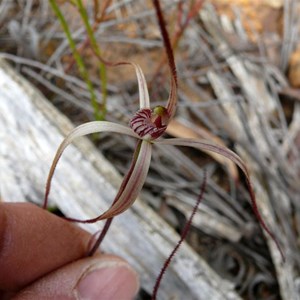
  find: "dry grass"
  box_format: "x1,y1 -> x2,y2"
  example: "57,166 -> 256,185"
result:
1,1 -> 299,299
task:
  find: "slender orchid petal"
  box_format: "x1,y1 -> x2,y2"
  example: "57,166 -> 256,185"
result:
155,138 -> 247,174
44,121 -> 139,208
166,119 -> 239,180
100,140 -> 152,219
64,139 -> 152,222
151,0 -> 177,120
154,138 -> 284,260
113,62 -> 151,109
132,62 -> 150,109
66,139 -> 146,258
96,59 -> 150,109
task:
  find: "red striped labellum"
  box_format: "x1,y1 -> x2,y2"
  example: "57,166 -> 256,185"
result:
130,106 -> 170,139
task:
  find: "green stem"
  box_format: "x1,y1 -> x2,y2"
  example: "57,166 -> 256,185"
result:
49,0 -> 101,120
75,0 -> 107,119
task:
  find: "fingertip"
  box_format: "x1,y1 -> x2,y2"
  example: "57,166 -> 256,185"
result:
75,259 -> 139,300
0,202 -> 8,259
14,254 -> 139,300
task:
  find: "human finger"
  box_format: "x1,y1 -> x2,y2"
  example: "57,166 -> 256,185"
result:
13,254 -> 139,300
0,202 -> 91,291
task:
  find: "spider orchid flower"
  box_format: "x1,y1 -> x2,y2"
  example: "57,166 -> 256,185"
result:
43,62 -> 284,259
43,62 -> 176,220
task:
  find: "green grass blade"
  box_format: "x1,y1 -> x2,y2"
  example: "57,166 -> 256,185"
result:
49,0 -> 101,120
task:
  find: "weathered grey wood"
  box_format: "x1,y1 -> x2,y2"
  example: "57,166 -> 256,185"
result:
0,58 -> 241,300
166,193 -> 242,243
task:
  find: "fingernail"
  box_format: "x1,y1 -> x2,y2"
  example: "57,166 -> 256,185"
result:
76,262 -> 139,300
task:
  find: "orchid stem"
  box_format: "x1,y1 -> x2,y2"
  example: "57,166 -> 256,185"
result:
151,171 -> 207,300
87,218 -> 113,256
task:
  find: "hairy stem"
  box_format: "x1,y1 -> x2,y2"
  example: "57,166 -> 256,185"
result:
152,171 -> 207,299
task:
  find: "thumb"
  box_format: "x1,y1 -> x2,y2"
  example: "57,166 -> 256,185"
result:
13,254 -> 139,300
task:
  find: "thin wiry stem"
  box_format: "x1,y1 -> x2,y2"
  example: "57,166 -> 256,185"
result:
152,171 -> 207,300
87,218 -> 113,256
